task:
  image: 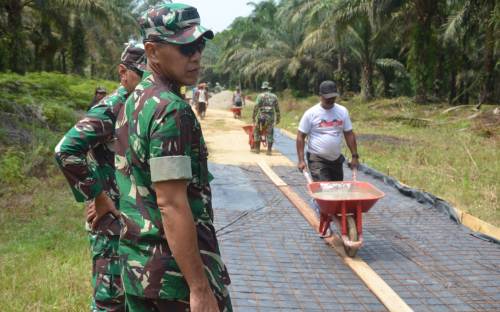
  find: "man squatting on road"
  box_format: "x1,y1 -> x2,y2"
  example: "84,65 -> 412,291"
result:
113,3 -> 232,311
55,43 -> 146,311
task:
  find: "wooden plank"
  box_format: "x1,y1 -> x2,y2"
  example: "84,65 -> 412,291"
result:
257,162 -> 414,312
257,161 -> 287,186
280,185 -> 320,230
461,212 -> 500,241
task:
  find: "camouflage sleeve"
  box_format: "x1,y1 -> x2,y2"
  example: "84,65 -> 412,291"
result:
148,101 -> 194,182
252,95 -> 262,122
54,106 -> 114,202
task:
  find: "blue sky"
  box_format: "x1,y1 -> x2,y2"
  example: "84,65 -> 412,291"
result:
179,0 -> 263,33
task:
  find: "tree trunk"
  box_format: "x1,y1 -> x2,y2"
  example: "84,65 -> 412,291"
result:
361,62 -> 374,101
5,0 -> 26,74
448,67 -> 457,105
336,49 -> 345,94
61,49 -> 67,73
434,50 -> 445,99
40,15 -> 57,72
382,72 -> 391,98
479,8 -> 496,104
411,0 -> 438,104
71,16 -> 87,76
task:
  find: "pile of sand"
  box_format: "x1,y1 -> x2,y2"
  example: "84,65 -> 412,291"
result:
208,91 -> 234,109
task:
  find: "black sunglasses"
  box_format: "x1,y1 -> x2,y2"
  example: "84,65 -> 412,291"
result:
149,38 -> 206,58
178,39 -> 206,57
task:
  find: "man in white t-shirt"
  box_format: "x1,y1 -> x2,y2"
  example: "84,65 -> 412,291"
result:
194,82 -> 209,118
296,80 -> 359,181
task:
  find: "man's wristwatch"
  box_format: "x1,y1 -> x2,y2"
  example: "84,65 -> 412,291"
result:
352,153 -> 359,159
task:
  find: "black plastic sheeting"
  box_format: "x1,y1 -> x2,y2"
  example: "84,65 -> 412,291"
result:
274,129 -> 500,245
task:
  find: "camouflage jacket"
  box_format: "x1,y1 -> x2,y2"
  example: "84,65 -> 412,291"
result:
114,72 -> 230,300
252,91 -> 280,123
55,86 -> 128,205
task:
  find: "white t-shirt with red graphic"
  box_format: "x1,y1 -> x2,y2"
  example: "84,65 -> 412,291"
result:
298,103 -> 353,161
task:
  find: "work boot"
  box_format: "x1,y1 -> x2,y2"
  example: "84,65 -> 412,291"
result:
266,143 -> 273,156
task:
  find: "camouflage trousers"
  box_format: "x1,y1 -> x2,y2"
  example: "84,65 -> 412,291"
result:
125,293 -> 233,312
253,114 -> 275,144
87,213 -> 125,312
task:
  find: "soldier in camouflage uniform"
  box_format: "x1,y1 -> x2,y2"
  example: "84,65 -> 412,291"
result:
114,3 -> 231,311
89,87 -> 108,111
252,81 -> 281,155
54,43 -> 146,312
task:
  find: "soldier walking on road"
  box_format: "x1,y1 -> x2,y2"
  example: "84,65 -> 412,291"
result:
252,81 -> 280,155
54,43 -> 146,312
114,3 -> 232,311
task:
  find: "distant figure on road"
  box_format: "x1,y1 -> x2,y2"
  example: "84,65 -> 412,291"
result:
214,82 -> 223,93
232,87 -> 245,107
252,81 -> 280,155
296,80 -> 359,182
231,87 -> 245,119
88,86 -> 107,110
194,82 -> 209,119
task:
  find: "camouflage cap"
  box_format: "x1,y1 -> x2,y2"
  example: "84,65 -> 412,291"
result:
95,86 -> 107,94
120,41 -> 146,71
261,81 -> 272,90
139,3 -> 214,45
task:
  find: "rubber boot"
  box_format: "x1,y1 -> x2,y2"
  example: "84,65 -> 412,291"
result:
266,143 -> 273,156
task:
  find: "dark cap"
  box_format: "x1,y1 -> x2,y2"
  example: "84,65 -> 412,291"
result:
319,80 -> 339,98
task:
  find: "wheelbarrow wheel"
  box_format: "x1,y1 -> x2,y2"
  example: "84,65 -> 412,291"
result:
344,216 -> 359,257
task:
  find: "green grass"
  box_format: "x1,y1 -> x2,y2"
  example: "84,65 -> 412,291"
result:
243,93 -> 499,226
0,72 -> 117,310
0,72 -> 118,111
0,174 -> 91,311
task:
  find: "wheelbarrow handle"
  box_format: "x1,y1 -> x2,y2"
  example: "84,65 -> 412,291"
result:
302,169 -> 313,185
352,168 -> 357,182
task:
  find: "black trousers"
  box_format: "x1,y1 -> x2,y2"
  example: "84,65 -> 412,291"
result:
307,153 -> 345,182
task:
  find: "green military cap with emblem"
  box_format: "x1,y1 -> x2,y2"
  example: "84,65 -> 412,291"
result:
139,3 -> 214,44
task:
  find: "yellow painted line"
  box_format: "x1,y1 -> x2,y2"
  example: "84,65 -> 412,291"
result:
257,161 -> 414,312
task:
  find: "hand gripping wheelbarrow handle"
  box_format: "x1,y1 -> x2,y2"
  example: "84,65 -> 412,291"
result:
352,168 -> 357,182
302,169 -> 313,185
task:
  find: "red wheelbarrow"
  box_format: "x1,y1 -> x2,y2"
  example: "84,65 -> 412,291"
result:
303,170 -> 384,257
231,106 -> 242,119
242,125 -> 267,149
